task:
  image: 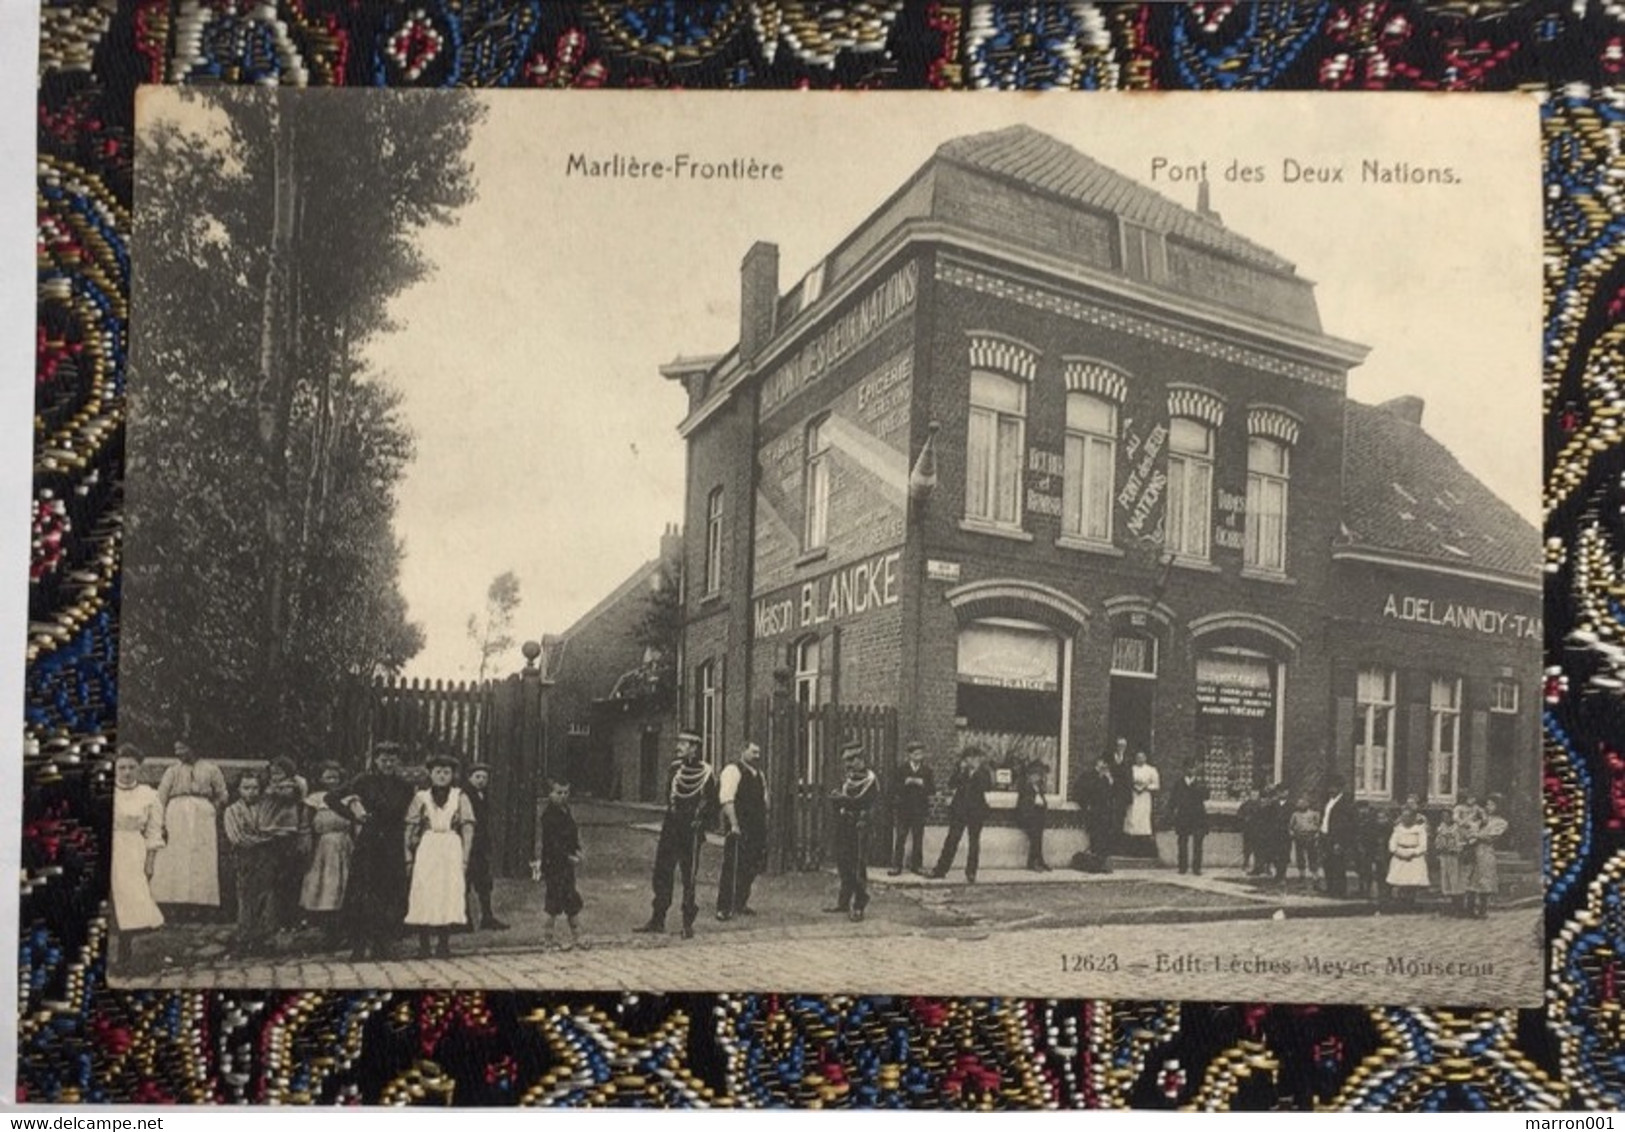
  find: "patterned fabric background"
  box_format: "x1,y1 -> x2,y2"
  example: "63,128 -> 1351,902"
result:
22,0 -> 1625,1110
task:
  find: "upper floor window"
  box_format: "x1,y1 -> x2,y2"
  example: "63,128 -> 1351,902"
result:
1063,393 -> 1116,544
1355,666 -> 1395,800
1166,417 -> 1213,560
803,416 -> 831,552
1245,436 -> 1290,573
703,487 -> 724,595
966,370 -> 1026,528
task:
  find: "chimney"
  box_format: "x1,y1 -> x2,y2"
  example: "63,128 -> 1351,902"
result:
659,521 -> 683,568
740,241 -> 780,360
1197,180 -> 1220,224
1378,395 -> 1425,427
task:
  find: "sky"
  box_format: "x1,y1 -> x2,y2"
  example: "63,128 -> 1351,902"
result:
354,92 -> 1543,680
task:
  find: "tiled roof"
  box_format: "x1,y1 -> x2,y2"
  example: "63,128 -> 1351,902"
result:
935,125 -> 1297,273
1341,400 -> 1539,578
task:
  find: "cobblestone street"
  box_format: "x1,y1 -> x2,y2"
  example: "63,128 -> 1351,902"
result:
123,802 -> 1543,1006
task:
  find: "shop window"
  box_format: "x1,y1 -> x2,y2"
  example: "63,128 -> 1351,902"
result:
1491,678 -> 1520,714
803,416 -> 830,552
956,618 -> 1064,794
1063,393 -> 1116,544
1194,650 -> 1277,801
1166,417 -> 1213,561
965,371 -> 1026,529
1355,666 -> 1395,799
1429,676 -> 1462,803
696,659 -> 721,766
703,487 -> 724,596
1245,436 -> 1290,573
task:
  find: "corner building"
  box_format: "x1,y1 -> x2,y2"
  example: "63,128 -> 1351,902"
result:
664,126 -> 1538,852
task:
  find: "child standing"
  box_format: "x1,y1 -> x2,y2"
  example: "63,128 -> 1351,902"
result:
1434,808 -> 1466,916
1464,794 -> 1509,919
539,780 -> 587,949
222,769 -> 287,956
1386,804 -> 1430,907
1288,794 -> 1321,883
404,754 -> 475,959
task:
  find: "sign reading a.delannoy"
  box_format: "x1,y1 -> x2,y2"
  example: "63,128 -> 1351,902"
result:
758,262 -> 918,419
1381,594 -> 1540,640
753,549 -> 902,640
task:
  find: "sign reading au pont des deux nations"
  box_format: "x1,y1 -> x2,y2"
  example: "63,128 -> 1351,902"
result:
1382,594 -> 1540,640
753,549 -> 903,640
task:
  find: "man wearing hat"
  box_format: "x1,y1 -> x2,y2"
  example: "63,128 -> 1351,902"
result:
462,763 -> 508,931
888,740 -> 934,876
715,741 -> 769,922
826,740 -> 880,921
929,747 -> 992,883
634,730 -> 718,939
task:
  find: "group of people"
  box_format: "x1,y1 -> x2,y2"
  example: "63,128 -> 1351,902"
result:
1281,779 -> 1510,915
109,739 -> 548,966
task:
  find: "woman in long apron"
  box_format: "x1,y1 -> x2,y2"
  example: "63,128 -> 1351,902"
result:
148,740 -> 229,918
404,754 -> 476,959
111,748 -> 165,967
301,762 -> 354,943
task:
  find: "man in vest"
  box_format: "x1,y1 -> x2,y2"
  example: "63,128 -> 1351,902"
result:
825,740 -> 881,922
634,730 -> 719,939
715,741 -> 769,922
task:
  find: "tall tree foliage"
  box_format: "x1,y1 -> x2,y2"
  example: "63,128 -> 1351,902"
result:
467,570 -> 522,682
123,89 -> 483,759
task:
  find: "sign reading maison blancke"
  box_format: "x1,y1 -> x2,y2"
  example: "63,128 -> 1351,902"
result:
753,548 -> 903,640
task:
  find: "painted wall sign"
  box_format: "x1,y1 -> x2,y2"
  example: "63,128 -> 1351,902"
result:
1119,418 -> 1168,541
1381,594 -> 1540,639
759,261 -> 918,418
926,559 -> 961,582
1025,447 -> 1064,518
1214,488 -> 1246,551
753,549 -> 903,640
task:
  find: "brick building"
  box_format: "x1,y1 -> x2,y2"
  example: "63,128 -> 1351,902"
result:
661,125 -> 1540,852
548,525 -> 682,802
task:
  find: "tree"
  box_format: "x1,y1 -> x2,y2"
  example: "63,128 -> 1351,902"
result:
628,560 -> 681,709
467,571 -> 523,682
121,88 -> 485,758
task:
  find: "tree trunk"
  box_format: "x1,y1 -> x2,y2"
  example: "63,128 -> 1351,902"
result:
254,98 -> 301,748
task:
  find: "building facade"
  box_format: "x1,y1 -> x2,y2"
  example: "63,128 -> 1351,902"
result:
664,126 -> 1540,846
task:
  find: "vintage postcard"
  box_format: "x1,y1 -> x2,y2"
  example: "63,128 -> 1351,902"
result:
115,89 -> 1543,1005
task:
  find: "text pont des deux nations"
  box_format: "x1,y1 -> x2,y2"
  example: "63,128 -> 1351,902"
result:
1148,156 -> 1460,186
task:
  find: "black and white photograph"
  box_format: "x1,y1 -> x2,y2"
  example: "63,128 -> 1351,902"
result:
114,89 -> 1543,1005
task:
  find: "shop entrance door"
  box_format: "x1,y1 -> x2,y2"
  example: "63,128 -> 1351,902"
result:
1107,676 -> 1155,760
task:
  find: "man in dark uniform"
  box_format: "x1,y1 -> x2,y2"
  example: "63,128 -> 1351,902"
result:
326,741 -> 417,961
1166,757 -> 1209,875
1079,757 -> 1117,872
715,741 -> 768,921
634,730 -> 718,939
888,740 -> 934,876
462,763 -> 508,931
929,746 -> 991,883
1320,775 -> 1355,898
1105,737 -> 1134,855
825,741 -> 880,922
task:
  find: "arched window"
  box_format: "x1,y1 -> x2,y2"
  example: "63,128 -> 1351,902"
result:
1166,417 -> 1213,560
1063,393 -> 1116,543
966,370 -> 1026,528
803,415 -> 831,552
